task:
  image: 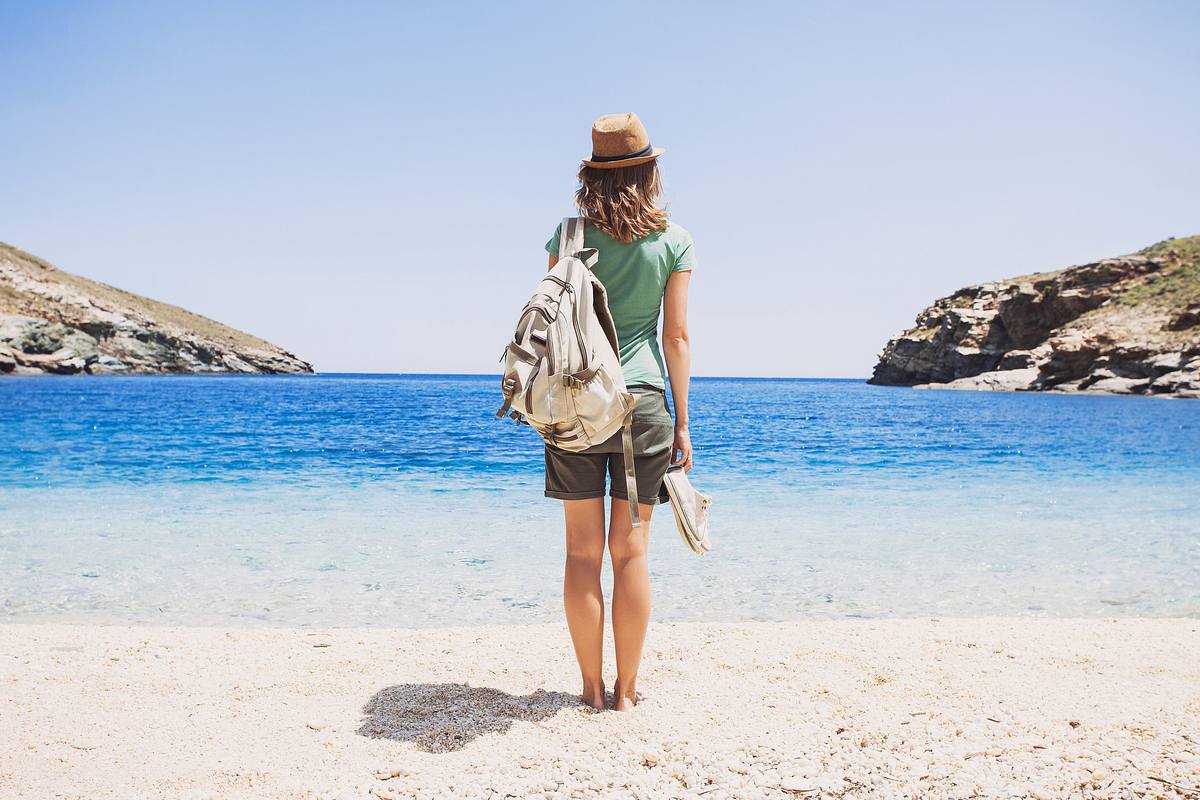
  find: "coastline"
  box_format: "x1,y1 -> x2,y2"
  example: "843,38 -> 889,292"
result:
908,381 -> 1198,399
3,619 -> 1197,799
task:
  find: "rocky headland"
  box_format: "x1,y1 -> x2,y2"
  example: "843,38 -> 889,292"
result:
0,242 -> 312,376
870,236 -> 1200,398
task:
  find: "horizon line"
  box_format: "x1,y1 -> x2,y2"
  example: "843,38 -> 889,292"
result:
9,372 -> 874,381
307,373 -> 871,381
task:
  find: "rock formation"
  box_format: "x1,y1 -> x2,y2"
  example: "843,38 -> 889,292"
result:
869,236 -> 1200,398
0,242 -> 312,375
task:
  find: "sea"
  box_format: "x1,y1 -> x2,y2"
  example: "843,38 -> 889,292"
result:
1,374 -> 1197,627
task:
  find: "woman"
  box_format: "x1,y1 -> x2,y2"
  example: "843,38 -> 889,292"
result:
543,112 -> 695,711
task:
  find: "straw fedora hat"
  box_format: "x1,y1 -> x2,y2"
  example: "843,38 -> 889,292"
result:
582,112 -> 665,169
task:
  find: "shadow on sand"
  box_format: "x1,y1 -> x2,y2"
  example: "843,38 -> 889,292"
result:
357,683 -> 581,752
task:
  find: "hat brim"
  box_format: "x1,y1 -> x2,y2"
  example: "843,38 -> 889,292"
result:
581,147 -> 665,170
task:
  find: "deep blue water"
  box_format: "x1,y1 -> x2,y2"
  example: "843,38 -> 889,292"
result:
1,374 -> 1198,625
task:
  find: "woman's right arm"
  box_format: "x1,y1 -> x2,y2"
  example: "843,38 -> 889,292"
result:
662,270 -> 693,471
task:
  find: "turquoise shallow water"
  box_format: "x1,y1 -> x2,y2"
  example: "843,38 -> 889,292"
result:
1,374 -> 1197,626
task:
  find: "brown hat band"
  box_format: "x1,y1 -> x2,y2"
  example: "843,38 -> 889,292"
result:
588,144 -> 655,163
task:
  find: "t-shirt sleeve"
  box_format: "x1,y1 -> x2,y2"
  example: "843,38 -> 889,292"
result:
672,232 -> 697,272
544,224 -> 562,256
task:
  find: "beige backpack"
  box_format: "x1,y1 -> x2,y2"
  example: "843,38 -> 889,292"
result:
496,217 -> 642,527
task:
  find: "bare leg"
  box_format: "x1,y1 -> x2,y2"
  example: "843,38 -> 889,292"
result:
562,498 -> 607,710
608,497 -> 653,711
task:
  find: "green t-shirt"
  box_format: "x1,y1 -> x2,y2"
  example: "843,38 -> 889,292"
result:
545,220 -> 696,390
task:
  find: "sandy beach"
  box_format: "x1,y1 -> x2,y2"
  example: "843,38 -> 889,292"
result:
1,620 -> 1196,799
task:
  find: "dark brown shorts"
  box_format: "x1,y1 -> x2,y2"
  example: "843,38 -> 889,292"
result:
544,384 -> 674,506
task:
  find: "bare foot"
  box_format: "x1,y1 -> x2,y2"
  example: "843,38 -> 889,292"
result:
612,679 -> 639,711
581,680 -> 605,710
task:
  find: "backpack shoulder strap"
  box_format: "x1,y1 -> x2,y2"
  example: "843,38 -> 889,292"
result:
620,394 -> 642,528
559,217 -> 598,270
559,217 -> 584,259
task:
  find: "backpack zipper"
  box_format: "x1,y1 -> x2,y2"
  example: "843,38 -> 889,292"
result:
571,289 -> 588,372
525,359 -> 540,414
516,304 -> 553,330
541,275 -> 587,373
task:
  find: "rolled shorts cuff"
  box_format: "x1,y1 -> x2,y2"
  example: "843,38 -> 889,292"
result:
544,489 -> 607,501
609,489 -> 671,506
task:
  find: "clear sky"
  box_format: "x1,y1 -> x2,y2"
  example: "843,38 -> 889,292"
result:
2,1 -> 1197,377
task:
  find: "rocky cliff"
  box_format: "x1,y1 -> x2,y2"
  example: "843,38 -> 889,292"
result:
869,236 -> 1200,398
0,242 -> 312,375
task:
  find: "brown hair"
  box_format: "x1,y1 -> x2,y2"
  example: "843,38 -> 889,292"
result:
574,161 -> 669,243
